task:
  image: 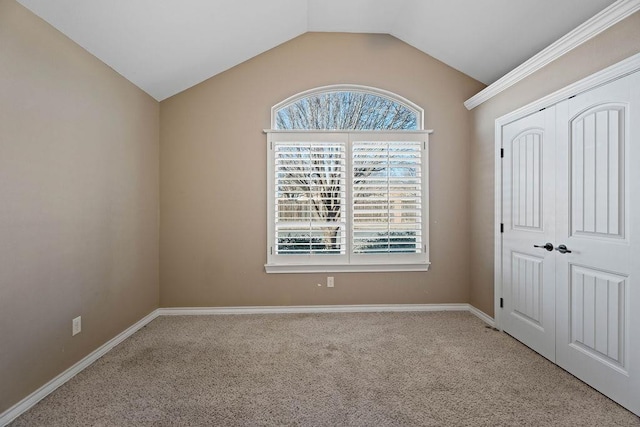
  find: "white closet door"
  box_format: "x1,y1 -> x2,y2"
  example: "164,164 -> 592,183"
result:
555,71 -> 640,416
501,107 -> 557,361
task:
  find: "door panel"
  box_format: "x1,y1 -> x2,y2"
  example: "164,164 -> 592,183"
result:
569,265 -> 626,370
502,107 -> 557,362
555,71 -> 640,416
570,105 -> 626,238
511,252 -> 543,326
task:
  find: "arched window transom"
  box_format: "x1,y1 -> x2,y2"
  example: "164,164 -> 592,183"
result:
272,85 -> 423,130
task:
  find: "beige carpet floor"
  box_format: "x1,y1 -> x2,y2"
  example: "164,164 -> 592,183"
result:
10,312 -> 640,426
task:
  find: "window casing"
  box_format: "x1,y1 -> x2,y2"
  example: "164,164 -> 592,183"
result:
266,131 -> 431,273
266,85 -> 431,273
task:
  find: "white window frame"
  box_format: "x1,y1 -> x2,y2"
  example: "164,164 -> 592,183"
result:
266,130 -> 432,273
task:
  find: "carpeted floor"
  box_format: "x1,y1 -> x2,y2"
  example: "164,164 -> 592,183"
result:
10,312 -> 640,426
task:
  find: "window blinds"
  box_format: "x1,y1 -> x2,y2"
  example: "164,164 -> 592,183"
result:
274,142 -> 347,255
352,141 -> 423,254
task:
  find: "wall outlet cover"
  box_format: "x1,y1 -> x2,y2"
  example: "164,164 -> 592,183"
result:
72,316 -> 82,336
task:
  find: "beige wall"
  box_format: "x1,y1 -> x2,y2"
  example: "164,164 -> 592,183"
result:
160,33 -> 485,307
0,0 -> 160,413
8,0 -> 633,413
469,12 -> 640,316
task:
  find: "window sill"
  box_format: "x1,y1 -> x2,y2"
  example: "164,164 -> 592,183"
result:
264,263 -> 430,274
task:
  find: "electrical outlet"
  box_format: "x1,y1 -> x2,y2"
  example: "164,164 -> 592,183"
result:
327,276 -> 334,288
72,316 -> 81,336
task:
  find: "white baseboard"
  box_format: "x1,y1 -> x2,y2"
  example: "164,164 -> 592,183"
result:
158,303 -> 471,316
0,310 -> 159,427
467,305 -> 496,327
1,303 -> 493,426
159,303 -> 495,326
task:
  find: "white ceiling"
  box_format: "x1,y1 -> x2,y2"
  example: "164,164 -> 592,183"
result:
16,0 -> 616,101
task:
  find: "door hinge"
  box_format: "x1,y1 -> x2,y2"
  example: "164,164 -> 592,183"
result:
500,298 -> 504,308
270,247 -> 273,255
500,148 -> 504,158
500,223 -> 504,233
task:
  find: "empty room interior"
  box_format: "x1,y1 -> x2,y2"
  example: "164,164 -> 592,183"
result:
2,0 -> 640,425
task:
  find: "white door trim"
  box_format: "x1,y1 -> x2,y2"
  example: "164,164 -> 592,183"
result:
494,51 -> 640,330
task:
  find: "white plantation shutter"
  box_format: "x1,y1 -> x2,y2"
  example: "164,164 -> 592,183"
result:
266,131 -> 430,272
273,141 -> 347,256
352,141 -> 423,254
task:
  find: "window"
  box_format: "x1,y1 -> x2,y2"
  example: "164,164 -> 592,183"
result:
266,85 -> 432,273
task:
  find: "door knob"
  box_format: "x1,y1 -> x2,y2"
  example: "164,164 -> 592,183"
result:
555,244 -> 572,254
534,243 -> 554,251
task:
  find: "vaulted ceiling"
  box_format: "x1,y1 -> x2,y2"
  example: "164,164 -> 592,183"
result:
16,0 -> 616,101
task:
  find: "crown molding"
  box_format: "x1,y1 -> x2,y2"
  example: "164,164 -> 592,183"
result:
464,0 -> 640,110
495,51 -> 640,126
